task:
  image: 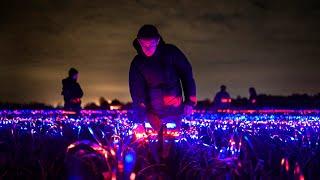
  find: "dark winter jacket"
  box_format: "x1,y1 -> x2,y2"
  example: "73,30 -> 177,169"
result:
129,37 -> 196,119
61,77 -> 83,105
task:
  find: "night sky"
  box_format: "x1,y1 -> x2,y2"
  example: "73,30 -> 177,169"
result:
1,0 -> 320,106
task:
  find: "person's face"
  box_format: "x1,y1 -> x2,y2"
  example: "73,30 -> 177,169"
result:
138,38 -> 160,57
72,73 -> 78,81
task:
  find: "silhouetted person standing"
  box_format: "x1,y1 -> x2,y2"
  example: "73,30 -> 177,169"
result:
62,68 -> 83,114
129,24 -> 197,132
212,85 -> 231,110
249,87 -> 257,108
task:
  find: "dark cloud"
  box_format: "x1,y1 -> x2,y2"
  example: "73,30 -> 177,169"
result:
0,0 -> 320,105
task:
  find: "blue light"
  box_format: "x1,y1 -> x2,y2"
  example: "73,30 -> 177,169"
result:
125,153 -> 134,163
166,123 -> 176,128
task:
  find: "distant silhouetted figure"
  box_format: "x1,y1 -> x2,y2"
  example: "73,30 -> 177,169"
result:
249,87 -> 257,108
212,85 -> 231,110
61,68 -> 83,114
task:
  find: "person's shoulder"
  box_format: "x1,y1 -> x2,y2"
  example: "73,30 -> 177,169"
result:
62,78 -> 68,84
130,55 -> 144,67
163,43 -> 180,52
216,91 -> 222,96
163,44 -> 185,58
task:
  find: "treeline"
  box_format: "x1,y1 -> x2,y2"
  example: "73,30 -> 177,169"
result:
196,93 -> 320,110
0,97 -> 130,110
82,97 -> 131,110
1,93 -> 320,110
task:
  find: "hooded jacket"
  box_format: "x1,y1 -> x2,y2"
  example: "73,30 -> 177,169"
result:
129,37 -> 196,119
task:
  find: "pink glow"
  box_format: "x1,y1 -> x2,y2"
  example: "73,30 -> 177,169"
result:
189,96 -> 197,104
163,96 -> 182,107
221,98 -> 232,103
138,38 -> 159,57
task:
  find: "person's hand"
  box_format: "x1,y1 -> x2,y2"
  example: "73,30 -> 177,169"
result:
71,98 -> 81,103
132,103 -> 147,123
184,105 -> 193,116
146,112 -> 162,132
132,124 -> 146,138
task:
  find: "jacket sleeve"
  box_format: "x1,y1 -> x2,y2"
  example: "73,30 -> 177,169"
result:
129,58 -> 147,122
213,92 -> 220,105
76,83 -> 84,98
61,80 -> 71,99
61,80 -> 65,95
172,46 -> 197,106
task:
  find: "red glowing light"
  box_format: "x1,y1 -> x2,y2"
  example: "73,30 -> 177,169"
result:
189,96 -> 197,104
221,98 -> 231,103
163,96 -> 182,107
285,159 -> 290,172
